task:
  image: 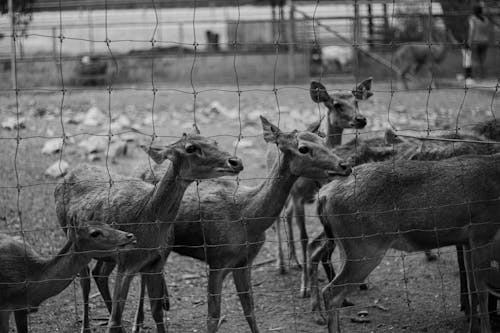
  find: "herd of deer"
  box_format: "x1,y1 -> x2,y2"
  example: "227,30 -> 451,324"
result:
1,79 -> 499,333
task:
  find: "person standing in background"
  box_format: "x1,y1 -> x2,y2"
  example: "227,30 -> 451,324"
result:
463,2 -> 493,85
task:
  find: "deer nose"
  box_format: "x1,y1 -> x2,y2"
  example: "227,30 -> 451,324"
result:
126,233 -> 134,239
227,157 -> 244,171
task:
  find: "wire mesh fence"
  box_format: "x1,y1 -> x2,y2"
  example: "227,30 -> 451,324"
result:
1,0 -> 500,332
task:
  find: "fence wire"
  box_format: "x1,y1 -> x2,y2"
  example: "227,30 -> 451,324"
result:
0,0 -> 500,332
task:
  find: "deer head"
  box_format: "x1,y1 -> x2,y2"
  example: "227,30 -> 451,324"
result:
141,125 -> 243,180
261,116 -> 351,178
67,220 -> 136,256
310,78 -> 373,130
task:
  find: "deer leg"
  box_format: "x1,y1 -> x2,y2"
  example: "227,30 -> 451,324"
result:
207,268 -> 228,333
322,241 -> 387,333
468,240 -> 494,333
132,276 -> 146,333
463,244 -> 480,331
275,215 -> 287,275
144,260 -> 167,333
399,65 -> 410,90
14,310 -> 28,333
232,266 -> 260,333
457,245 -> 470,316
286,199 -> 300,269
79,265 -> 92,333
308,232 -> 337,325
0,310 -> 10,333
292,197 -> 310,297
93,260 -> 116,314
107,267 -> 134,333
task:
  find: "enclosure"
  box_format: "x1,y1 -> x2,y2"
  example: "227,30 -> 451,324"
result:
1,0 -> 500,332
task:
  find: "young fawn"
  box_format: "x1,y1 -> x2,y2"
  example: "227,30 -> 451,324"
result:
0,219 -> 136,333
270,78 -> 372,299
54,125 -> 243,333
121,116 -> 351,333
315,154 -> 500,333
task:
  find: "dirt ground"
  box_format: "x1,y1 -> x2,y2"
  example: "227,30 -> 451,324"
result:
0,80 -> 499,332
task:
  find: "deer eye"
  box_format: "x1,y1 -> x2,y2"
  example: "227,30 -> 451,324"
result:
185,143 -> 197,153
298,146 -> 309,154
89,229 -> 102,238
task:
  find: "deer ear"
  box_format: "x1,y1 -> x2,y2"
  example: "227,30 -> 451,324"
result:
310,81 -> 331,103
352,77 -> 373,100
260,116 -> 281,144
305,116 -> 323,134
141,144 -> 168,164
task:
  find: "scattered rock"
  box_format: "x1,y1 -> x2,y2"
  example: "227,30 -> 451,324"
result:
110,115 -> 132,132
66,112 -> 85,124
32,106 -> 48,117
78,136 -> 109,154
1,117 -> 26,130
41,138 -> 64,155
83,106 -> 105,126
109,141 -> 128,163
202,100 -> 226,117
87,153 -> 101,162
44,160 -> 69,178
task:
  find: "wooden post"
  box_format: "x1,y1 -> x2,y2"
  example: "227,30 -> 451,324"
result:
285,0 -> 295,81
8,0 -> 16,90
353,0 -> 360,81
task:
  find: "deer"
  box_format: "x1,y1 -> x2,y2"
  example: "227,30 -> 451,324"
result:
93,116 -> 352,333
0,219 -> 136,333
394,29 -> 454,89
54,125 -> 243,333
313,153 -> 500,333
267,78 -> 372,300
307,126 -> 500,322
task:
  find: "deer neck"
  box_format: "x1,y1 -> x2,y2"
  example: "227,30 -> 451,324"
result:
146,155 -> 192,224
29,241 -> 92,307
243,151 -> 298,234
326,123 -> 344,148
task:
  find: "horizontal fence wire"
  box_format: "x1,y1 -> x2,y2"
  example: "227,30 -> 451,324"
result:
0,0 -> 499,332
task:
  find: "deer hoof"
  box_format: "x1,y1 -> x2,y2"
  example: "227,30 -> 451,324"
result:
277,264 -> 287,275
300,287 -> 310,298
313,311 -> 326,326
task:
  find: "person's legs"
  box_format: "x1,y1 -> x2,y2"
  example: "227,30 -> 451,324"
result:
475,43 -> 488,78
463,47 -> 475,85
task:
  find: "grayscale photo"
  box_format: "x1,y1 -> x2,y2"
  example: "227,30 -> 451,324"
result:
0,0 -> 499,332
